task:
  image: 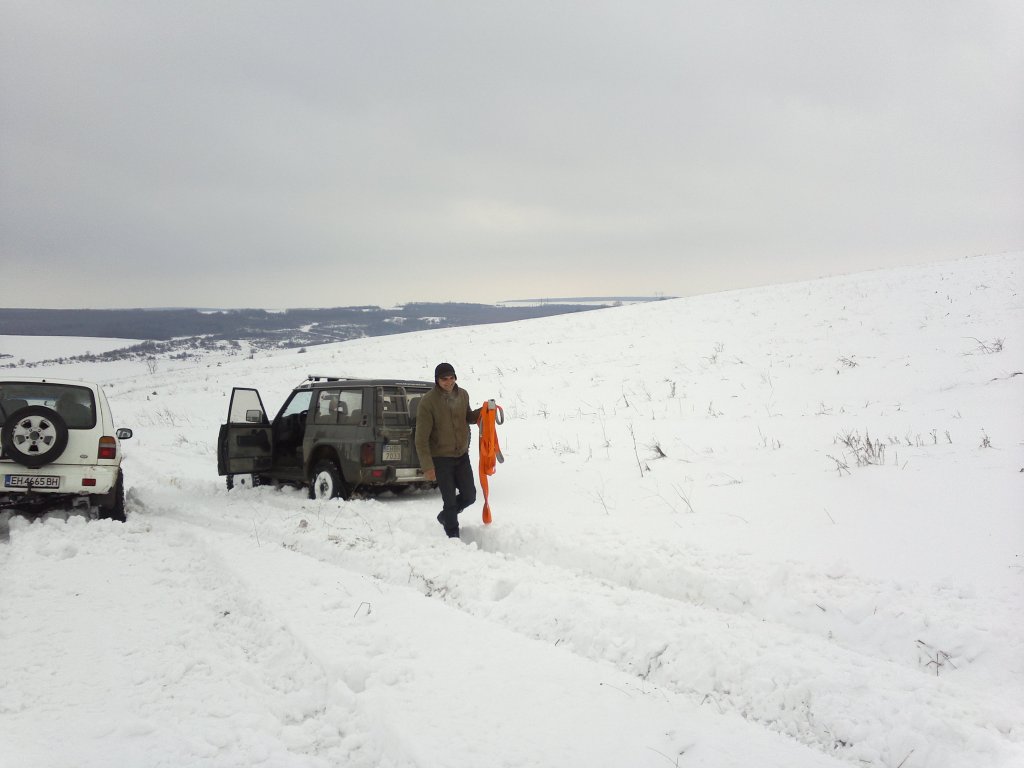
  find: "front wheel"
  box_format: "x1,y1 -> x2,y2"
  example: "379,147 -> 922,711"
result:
308,460 -> 349,501
226,473 -> 262,491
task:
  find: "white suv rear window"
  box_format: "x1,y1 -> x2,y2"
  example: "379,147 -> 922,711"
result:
0,383 -> 96,429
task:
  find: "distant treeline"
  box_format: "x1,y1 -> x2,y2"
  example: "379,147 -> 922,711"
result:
0,303 -> 602,342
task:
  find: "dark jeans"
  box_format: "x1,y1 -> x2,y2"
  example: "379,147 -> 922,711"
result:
434,453 -> 476,537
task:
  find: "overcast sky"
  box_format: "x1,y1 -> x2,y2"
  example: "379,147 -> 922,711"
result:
2,1 -> 1022,309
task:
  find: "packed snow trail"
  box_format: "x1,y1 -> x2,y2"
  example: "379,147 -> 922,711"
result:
0,516 -> 393,768
131,477 -> 1024,768
0,508 -> 851,768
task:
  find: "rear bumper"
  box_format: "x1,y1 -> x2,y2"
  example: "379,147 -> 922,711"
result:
1,464 -> 120,496
358,466 -> 427,485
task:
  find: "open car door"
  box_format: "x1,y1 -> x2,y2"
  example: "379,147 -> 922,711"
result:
217,387 -> 273,479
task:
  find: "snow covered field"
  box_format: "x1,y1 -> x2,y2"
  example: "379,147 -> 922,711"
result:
0,335 -> 141,365
1,253 -> 1022,768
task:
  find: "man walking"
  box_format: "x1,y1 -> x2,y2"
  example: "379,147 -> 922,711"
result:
415,362 -> 480,538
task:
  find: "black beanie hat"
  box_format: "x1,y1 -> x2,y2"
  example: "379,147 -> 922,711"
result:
434,362 -> 456,383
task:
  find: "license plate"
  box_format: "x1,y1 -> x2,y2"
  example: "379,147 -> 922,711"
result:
382,444 -> 402,461
5,474 -> 61,490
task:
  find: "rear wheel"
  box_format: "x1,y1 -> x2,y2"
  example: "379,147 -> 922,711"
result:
97,471 -> 126,522
308,460 -> 349,501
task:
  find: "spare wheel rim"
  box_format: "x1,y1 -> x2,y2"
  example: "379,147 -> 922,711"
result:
11,414 -> 59,457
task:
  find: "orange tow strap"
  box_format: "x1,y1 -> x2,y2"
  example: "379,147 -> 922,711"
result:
477,400 -> 504,524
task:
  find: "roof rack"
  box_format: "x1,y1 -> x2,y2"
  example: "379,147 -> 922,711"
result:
295,376 -> 435,389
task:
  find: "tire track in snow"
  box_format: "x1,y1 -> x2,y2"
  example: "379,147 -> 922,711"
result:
136,486 -> 1024,768
134,489 -> 855,768
418,528 -> 1023,768
0,512 -> 394,768
472,518 -> 1024,693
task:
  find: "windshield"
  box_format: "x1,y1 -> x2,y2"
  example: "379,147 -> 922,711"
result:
278,390 -> 313,420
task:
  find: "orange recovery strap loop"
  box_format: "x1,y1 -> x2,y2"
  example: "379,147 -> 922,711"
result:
476,400 -> 504,524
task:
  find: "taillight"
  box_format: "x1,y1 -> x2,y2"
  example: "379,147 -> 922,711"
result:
360,443 -> 375,466
98,436 -> 117,460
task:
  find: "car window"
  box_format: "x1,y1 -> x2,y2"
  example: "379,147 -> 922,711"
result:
313,389 -> 364,425
406,387 -> 429,421
0,382 -> 96,429
228,388 -> 266,424
381,386 -> 429,426
380,388 -> 407,426
278,390 -> 312,419
338,390 -> 364,424
314,390 -> 340,424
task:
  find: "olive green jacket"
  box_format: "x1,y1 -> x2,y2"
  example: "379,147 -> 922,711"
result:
415,385 -> 479,471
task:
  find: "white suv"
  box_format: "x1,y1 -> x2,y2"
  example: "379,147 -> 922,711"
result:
0,377 -> 133,521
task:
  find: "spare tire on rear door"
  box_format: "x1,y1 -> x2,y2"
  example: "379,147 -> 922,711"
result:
1,406 -> 70,468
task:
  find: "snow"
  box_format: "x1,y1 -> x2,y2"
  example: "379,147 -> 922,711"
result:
0,335 -> 141,364
1,253 -> 1022,768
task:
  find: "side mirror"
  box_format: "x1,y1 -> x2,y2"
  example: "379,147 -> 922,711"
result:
116,428 -> 133,440
245,409 -> 263,423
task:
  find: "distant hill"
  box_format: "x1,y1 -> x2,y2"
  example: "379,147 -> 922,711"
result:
0,301 -> 652,368
500,296 -> 673,306
0,303 -> 615,341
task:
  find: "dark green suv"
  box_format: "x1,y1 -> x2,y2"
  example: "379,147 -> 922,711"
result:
217,376 -> 435,500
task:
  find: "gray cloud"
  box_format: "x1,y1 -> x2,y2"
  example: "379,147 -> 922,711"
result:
2,1 -> 1022,308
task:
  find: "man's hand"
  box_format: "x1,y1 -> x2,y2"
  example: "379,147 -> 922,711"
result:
424,468 -> 436,482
